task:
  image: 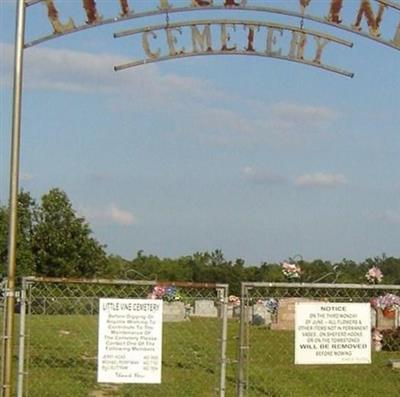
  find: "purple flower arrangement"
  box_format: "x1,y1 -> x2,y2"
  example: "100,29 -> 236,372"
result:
149,285 -> 182,302
370,293 -> 400,311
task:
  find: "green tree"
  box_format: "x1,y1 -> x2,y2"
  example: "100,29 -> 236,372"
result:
32,188 -> 107,277
0,191 -> 37,277
102,254 -> 130,278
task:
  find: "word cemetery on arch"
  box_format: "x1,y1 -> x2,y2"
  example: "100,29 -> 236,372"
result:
114,20 -> 353,76
25,0 -> 400,76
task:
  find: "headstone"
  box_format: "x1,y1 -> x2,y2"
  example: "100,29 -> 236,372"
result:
194,299 -> 218,317
163,301 -> 186,322
227,305 -> 234,318
390,359 -> 400,369
233,305 -> 241,319
271,298 -> 312,330
184,303 -> 193,318
371,307 -> 376,327
252,304 -> 272,326
231,305 -> 252,322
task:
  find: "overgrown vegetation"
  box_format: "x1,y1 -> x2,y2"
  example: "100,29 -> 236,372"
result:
381,327 -> 400,351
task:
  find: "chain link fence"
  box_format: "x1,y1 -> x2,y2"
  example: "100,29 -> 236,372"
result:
19,277 -> 229,397
7,278 -> 400,396
236,282 -> 400,397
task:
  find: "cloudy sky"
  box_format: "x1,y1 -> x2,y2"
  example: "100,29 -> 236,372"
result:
1,0 -> 400,264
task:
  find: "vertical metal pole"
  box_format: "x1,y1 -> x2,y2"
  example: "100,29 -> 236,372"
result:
16,279 -> 26,397
2,1 -> 26,397
236,283 -> 247,397
0,280 -> 7,390
218,286 -> 228,397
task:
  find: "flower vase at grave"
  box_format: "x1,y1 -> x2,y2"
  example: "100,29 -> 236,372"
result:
383,307 -> 396,319
376,308 -> 397,330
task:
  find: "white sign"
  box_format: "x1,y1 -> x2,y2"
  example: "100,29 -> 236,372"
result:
97,299 -> 163,383
295,302 -> 371,365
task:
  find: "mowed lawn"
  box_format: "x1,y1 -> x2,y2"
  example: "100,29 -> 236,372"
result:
24,315 -> 234,397
8,315 -> 400,396
246,327 -> 400,397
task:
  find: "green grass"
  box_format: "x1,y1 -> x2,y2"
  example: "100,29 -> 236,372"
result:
246,327 -> 400,397
24,315 -> 230,397
9,316 -> 400,396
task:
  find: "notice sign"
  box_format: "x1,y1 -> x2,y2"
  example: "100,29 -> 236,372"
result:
97,298 -> 163,383
295,302 -> 371,365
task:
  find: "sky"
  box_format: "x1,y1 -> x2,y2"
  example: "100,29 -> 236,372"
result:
1,0 -> 400,265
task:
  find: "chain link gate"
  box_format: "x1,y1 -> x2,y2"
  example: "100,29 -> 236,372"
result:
18,277 -> 229,397
236,282 -> 400,397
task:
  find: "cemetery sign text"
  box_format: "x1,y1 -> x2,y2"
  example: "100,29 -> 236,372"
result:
23,0 -> 400,76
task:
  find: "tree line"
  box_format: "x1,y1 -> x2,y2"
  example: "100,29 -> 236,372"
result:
1,188 -> 400,294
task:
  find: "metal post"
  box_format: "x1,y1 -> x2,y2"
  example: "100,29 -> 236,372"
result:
236,283 -> 247,397
0,279 -> 7,390
17,280 -> 27,397
2,1 -> 26,396
218,286 -> 228,397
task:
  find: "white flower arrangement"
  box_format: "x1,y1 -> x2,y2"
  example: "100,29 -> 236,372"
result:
371,329 -> 383,352
282,261 -> 301,280
228,295 -> 240,306
365,266 -> 383,284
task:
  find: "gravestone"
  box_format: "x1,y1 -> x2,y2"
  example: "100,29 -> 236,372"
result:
227,304 -> 242,318
231,305 -> 252,322
371,307 -> 377,327
271,298 -> 312,330
194,299 -> 218,317
227,305 -> 234,318
390,359 -> 400,369
163,301 -> 186,322
233,305 -> 241,319
252,303 -> 272,326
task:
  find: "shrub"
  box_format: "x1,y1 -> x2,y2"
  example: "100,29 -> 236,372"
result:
381,327 -> 400,351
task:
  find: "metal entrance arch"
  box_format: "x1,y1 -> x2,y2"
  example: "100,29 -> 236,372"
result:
2,1 -> 400,396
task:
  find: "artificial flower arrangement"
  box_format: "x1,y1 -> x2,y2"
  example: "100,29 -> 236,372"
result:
370,293 -> 400,318
371,328 -> 383,351
257,298 -> 279,314
365,266 -> 383,284
282,261 -> 301,280
228,295 -> 241,306
149,285 -> 182,302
